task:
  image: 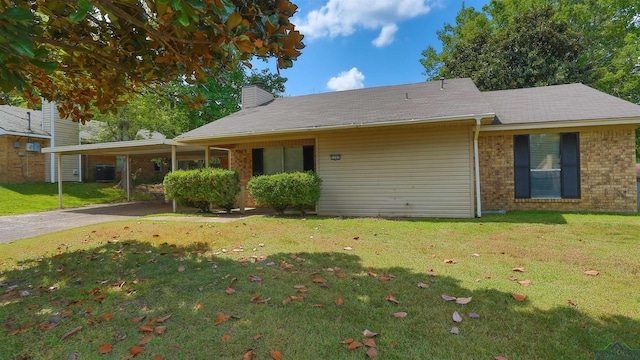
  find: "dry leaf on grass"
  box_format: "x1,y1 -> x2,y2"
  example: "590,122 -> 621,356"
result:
156,315 -> 171,323
98,344 -> 112,354
450,327 -> 460,335
417,282 -> 430,288
269,350 -> 283,360
444,259 -> 457,264
221,334 -> 231,342
512,267 -> 525,272
61,326 -> 82,340
441,294 -> 456,301
455,297 -> 472,305
363,338 -> 376,347
362,329 -> 378,338
225,287 -> 236,295
511,293 -> 526,301
469,312 -> 480,319
366,347 -> 378,358
518,279 -> 532,286
154,326 -> 166,335
453,311 -> 463,323
101,313 -> 114,320
567,299 -> 578,307
334,298 -> 344,306
385,294 -> 399,304
177,266 -> 185,272
347,341 -> 362,350
130,346 -> 144,356
584,270 -> 599,276
214,312 -> 231,326
392,312 -> 407,318
341,338 -> 354,344
139,335 -> 153,345
243,349 -> 255,360
495,356 -> 509,360
138,324 -> 153,333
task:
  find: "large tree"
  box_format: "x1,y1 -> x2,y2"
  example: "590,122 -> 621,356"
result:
0,0 -> 304,122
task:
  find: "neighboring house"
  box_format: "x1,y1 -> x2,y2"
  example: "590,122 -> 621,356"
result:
173,78 -> 640,217
0,102 -> 80,183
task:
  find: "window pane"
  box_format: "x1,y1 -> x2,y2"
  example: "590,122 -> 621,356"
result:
284,147 -> 303,172
530,133 -> 561,198
263,148 -> 283,175
530,170 -> 561,198
530,134 -> 560,170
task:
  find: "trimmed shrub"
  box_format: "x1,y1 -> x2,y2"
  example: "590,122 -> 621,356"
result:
247,171 -> 322,215
163,169 -> 240,213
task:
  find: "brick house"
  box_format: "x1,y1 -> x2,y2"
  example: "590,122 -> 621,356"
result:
45,78 -> 640,217
0,102 -> 80,183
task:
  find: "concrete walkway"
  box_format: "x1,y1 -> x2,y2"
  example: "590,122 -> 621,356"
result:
0,201 -> 257,243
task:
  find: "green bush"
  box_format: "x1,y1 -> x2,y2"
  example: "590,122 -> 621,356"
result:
163,169 -> 240,213
247,171 -> 322,215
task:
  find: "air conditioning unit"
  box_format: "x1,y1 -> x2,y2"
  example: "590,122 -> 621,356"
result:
26,142 -> 40,152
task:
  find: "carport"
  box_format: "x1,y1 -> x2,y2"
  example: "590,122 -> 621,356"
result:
41,139 -> 227,211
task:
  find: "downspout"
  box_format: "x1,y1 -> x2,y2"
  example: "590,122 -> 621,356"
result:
474,117 -> 482,218
49,102 -> 56,183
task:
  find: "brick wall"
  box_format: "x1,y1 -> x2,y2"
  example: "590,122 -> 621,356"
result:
0,135 -> 48,183
479,125 -> 638,213
229,148 -> 256,207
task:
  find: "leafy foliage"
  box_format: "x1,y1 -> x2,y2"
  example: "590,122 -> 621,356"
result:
163,168 -> 240,213
0,0 -> 304,122
247,171 -> 322,215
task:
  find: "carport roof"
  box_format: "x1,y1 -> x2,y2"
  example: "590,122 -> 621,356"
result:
41,138 -> 208,156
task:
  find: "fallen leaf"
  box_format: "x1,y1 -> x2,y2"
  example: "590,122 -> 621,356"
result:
214,312 -> 231,326
269,350 -> 283,360
441,294 -> 457,301
341,338 -> 354,344
222,334 -> 231,342
392,312 -> 407,318
156,315 -> 171,323
567,299 -> 578,307
39,322 -> 58,330
138,324 -> 153,333
379,275 -> 391,282
363,338 -> 376,347
512,293 -> 526,301
584,270 -> 599,276
312,303 -> 324,307
243,349 -> 255,360
444,259 -> 457,264
336,272 -> 347,278
512,267 -> 525,272
154,326 -> 166,335
366,346 -> 378,358
334,298 -> 344,306
139,335 -> 153,345
518,279 -> 532,286
130,346 -> 144,356
495,357 -> 509,360
485,274 -> 492,279
385,294 -> 399,304
348,341 -> 362,350
469,312 -> 480,319
61,310 -> 73,318
196,303 -> 204,310
250,294 -> 263,302
312,277 -> 325,283
426,269 -> 437,276
101,313 -> 114,321
362,329 -> 378,338
456,297 -> 472,305
61,326 -> 83,340
248,275 -> 262,282
129,316 -> 145,324
367,271 -> 378,278
253,297 -> 272,304
98,343 -> 112,354
450,326 -> 460,335
225,287 -> 236,295
343,247 -> 353,251
471,253 -> 480,257
254,334 -> 262,340
509,275 -> 518,281
177,266 -> 185,272
417,282 -> 430,288
453,311 -> 462,323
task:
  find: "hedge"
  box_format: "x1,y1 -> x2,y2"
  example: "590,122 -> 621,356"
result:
247,171 -> 322,215
163,168 -> 240,213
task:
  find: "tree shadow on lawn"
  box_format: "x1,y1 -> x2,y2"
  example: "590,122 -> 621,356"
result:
1,241 -> 637,359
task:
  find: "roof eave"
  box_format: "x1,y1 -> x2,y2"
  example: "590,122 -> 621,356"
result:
0,129 -> 51,138
178,112 -> 497,144
42,138 -> 182,154
481,117 -> 640,132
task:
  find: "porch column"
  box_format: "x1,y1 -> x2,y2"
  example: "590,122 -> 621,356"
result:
125,154 -> 131,202
205,146 -> 210,168
57,153 -> 63,209
171,145 -> 177,213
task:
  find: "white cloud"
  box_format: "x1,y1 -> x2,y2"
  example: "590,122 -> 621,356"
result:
295,0 -> 434,47
327,67 -> 365,91
372,24 -> 398,47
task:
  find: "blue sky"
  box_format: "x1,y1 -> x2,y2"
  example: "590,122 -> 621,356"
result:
256,0 -> 490,96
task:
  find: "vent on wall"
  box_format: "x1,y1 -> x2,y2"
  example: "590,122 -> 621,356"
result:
26,142 -> 40,152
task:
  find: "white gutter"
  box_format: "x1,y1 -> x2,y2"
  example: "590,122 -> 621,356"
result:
0,129 -> 50,139
177,113 -> 497,144
480,117 -> 640,132
473,117 -> 482,218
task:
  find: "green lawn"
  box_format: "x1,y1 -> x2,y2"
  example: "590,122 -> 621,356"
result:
0,183 -> 148,216
1,212 -> 639,359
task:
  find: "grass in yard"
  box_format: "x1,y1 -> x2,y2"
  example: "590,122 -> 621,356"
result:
0,183 -> 153,216
1,212 -> 639,359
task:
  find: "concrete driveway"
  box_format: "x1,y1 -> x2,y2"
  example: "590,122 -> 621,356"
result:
0,201 -> 251,243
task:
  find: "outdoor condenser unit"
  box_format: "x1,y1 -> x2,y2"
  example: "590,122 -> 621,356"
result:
25,142 -> 40,152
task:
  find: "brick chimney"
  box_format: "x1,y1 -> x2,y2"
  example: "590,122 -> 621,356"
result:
241,83 -> 274,108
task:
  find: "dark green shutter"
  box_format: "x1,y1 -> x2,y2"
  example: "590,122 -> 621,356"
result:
514,135 -> 530,199
303,145 -> 315,172
560,133 -> 580,198
252,148 -> 264,176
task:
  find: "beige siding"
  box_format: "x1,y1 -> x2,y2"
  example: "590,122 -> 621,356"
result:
241,86 -> 274,108
44,102 -> 81,182
316,124 -> 475,218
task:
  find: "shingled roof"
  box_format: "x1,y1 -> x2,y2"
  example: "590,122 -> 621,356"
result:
484,83 -> 640,125
0,105 -> 49,136
178,78 -> 494,141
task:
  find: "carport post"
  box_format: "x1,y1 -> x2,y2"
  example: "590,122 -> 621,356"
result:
57,152 -> 63,209
126,154 -> 131,201
205,146 -> 210,168
171,145 -> 177,213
